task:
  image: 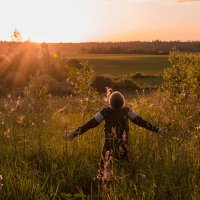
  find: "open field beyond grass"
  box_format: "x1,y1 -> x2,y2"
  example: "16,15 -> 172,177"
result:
69,54 -> 170,76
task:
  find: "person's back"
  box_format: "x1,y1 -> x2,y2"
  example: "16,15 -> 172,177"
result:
96,106 -> 130,160
65,91 -> 167,184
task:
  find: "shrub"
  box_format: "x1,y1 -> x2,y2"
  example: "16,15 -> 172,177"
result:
36,74 -> 70,96
24,74 -> 70,98
0,84 -> 8,96
24,73 -> 48,99
163,51 -> 200,98
67,59 -> 83,70
114,78 -> 139,91
73,62 -> 98,98
92,76 -> 113,92
4,72 -> 26,88
92,76 -> 140,93
132,72 -> 145,78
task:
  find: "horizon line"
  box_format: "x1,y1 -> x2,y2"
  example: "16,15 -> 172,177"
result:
1,39 -> 200,44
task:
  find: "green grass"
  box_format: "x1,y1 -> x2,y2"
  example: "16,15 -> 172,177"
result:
71,54 -> 170,76
0,92 -> 199,199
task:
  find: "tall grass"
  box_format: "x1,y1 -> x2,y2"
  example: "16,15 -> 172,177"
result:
0,91 -> 199,199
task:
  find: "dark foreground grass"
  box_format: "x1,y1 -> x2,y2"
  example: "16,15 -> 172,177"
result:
0,93 -> 199,199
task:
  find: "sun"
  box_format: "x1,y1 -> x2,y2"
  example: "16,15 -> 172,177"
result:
0,0 -> 99,42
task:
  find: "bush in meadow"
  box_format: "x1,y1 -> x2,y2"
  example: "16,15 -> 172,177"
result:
163,50 -> 200,98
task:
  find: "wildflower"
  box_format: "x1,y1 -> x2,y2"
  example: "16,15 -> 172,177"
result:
140,173 -> 146,179
4,103 -> 9,110
4,129 -> 11,138
7,94 -> 11,99
28,103 -> 33,110
0,175 -> 3,192
122,131 -> 126,141
16,99 -> 21,108
17,115 -> 25,125
11,107 -> 16,112
196,125 -> 200,131
102,151 -> 112,182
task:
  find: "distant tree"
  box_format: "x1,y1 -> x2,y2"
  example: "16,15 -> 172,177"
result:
11,28 -> 22,42
40,43 -> 50,72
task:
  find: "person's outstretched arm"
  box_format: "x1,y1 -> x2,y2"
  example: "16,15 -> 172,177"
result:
127,108 -> 167,135
65,111 -> 104,140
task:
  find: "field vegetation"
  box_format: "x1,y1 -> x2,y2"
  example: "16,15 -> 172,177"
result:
73,54 -> 169,76
71,54 -> 168,89
0,50 -> 199,199
0,41 -> 170,98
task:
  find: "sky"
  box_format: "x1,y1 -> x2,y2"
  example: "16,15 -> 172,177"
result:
0,0 -> 200,42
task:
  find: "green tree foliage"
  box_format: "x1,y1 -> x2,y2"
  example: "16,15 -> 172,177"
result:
163,50 -> 200,98
92,76 -> 113,92
71,61 -> 100,112
73,61 -> 98,98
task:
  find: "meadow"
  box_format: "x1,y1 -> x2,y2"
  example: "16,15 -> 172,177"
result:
0,92 -> 199,200
0,52 -> 199,199
70,54 -> 169,76
69,54 -> 169,88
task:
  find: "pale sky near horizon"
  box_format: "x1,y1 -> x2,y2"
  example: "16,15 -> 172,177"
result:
0,0 -> 200,42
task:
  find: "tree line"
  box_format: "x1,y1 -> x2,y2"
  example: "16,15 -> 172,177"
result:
1,40 -> 200,55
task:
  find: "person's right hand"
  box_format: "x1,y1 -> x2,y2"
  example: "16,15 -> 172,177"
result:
158,127 -> 168,136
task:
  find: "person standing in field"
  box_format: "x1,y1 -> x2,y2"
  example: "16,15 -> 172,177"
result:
65,91 -> 167,185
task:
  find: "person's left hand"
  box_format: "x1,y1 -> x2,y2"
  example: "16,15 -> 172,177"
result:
158,127 -> 168,136
65,131 -> 76,141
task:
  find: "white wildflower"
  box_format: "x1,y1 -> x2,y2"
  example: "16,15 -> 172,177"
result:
17,115 -> 25,125
0,175 -> 3,191
11,107 -> 16,112
140,173 -> 146,178
196,125 -> 200,131
4,103 -> 9,109
16,99 -> 21,108
4,129 -> 11,138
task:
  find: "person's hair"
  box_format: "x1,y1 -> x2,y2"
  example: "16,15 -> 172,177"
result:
109,91 -> 125,109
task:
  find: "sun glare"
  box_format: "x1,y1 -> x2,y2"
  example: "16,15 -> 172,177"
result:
0,0 -> 200,42
0,0 -> 100,42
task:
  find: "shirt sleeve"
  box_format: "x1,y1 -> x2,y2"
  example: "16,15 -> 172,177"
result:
74,109 -> 105,136
127,108 -> 159,133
